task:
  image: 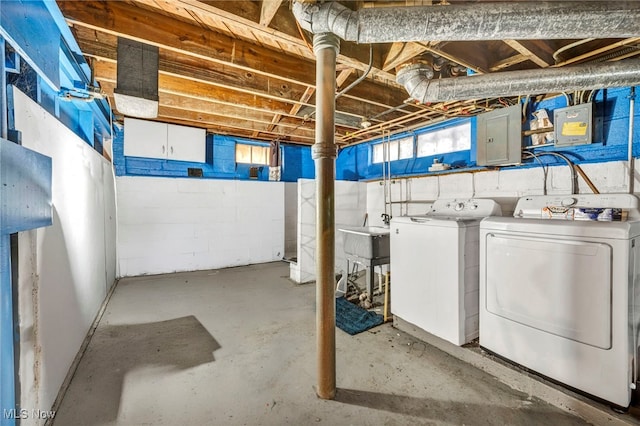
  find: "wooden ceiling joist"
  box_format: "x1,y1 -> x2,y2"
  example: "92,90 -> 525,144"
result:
503,40 -> 551,68
62,1 -> 410,120
383,42 -> 430,72
260,0 -> 284,27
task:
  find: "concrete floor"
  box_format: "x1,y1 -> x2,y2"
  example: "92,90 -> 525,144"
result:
52,262 -> 630,425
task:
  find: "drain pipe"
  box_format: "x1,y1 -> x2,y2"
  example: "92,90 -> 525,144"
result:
293,1 -> 640,43
396,59 -> 640,102
629,87 -> 636,193
313,32 -> 339,401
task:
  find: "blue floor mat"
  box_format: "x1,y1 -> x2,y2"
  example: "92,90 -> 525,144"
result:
335,297 -> 384,335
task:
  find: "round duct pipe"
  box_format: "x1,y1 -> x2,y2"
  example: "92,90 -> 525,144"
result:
396,58 -> 640,103
293,1 -> 640,42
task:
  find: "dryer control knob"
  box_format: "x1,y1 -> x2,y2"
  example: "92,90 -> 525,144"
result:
561,197 -> 577,207
454,202 -> 465,211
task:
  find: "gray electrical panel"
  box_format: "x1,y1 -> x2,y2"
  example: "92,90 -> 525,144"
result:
476,104 -> 522,166
554,103 -> 593,147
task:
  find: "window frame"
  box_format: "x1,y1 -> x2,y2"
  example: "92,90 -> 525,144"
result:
235,142 -> 270,166
415,121 -> 472,158
371,134 -> 415,164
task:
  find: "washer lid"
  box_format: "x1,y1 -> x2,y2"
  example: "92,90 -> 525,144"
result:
392,215 -> 481,228
481,216 -> 640,239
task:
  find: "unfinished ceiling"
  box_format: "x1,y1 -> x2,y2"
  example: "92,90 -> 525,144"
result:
56,0 -> 640,146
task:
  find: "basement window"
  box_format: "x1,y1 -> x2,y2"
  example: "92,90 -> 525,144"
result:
416,122 -> 471,157
236,143 -> 269,165
372,135 -> 414,164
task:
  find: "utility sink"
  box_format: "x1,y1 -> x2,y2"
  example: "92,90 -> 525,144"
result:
339,226 -> 390,260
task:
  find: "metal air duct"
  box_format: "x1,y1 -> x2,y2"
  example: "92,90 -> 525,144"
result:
293,1 -> 640,42
396,59 -> 640,103
114,38 -> 159,118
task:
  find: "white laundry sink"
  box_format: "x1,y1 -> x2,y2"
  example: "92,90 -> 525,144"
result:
339,226 -> 390,260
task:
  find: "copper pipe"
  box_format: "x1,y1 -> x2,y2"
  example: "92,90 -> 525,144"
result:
574,164 -> 600,194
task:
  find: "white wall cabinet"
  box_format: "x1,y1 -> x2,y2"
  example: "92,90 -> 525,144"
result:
124,117 -> 206,163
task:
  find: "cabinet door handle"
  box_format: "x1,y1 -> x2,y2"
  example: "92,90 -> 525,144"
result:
170,146 -> 174,154
162,145 -> 165,154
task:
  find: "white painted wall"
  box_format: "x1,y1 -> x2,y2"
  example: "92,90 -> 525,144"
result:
13,88 -> 117,423
284,182 -> 297,259
116,177 -> 285,276
366,161 -> 638,222
290,179 -> 367,283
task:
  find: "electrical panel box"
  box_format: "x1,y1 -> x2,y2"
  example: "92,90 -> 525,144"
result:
476,105 -> 521,166
554,103 -> 593,147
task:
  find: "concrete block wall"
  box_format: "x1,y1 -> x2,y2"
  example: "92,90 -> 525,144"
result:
366,160 -> 640,222
290,179 -> 367,283
116,177 -> 285,277
13,88 -> 117,423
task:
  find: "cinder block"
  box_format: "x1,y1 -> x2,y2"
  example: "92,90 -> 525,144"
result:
407,176 -> 439,201
439,173 -> 474,198
549,165 -> 572,194
498,168 -> 543,196
473,170 -> 500,197
580,161 -> 628,192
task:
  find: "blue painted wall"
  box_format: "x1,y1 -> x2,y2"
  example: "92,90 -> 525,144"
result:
336,87 -> 639,181
518,87 -> 639,164
114,130 -> 315,182
117,87 -> 639,184
337,117 -> 475,181
2,0 -> 111,150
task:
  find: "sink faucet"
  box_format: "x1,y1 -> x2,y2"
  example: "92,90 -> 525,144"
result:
381,213 -> 391,226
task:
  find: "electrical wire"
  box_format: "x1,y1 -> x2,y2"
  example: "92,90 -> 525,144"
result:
522,151 -> 549,195
521,95 -> 530,123
336,44 -> 373,99
295,18 -> 314,54
553,38 -> 596,64
523,150 -> 578,194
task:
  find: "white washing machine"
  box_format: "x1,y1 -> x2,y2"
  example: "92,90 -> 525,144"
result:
480,193 -> 640,408
390,198 -> 502,346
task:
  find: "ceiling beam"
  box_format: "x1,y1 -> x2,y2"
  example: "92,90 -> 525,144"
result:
423,45 -> 487,74
489,54 -> 529,72
60,1 -> 409,113
131,0 -> 400,86
383,42 -> 430,71
260,0 -> 284,27
336,68 -> 355,89
503,40 -> 551,68
264,86 -> 316,136
76,36 -> 313,108
93,61 -> 296,113
59,1 -> 316,86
